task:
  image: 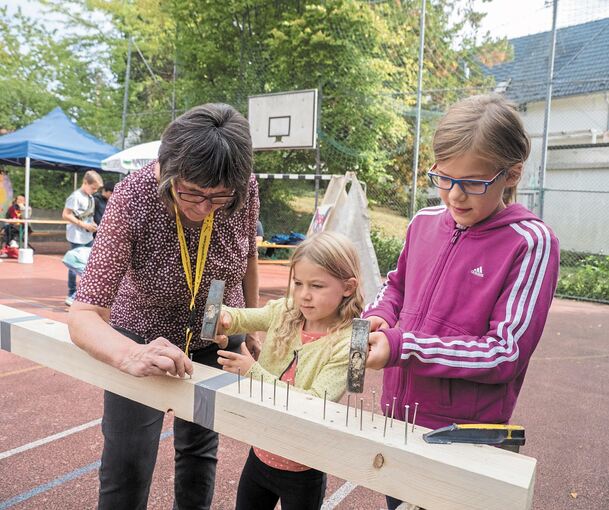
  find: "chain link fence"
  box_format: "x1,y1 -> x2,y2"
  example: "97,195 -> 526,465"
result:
12,0 -> 605,302
254,4 -> 609,304
503,3 -> 609,303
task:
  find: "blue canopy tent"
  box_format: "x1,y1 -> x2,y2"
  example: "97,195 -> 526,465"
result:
0,107 -> 119,248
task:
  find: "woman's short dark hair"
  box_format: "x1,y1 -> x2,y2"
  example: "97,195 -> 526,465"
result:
158,103 -> 253,214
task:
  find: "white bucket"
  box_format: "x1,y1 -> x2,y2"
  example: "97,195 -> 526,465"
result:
18,248 -> 34,264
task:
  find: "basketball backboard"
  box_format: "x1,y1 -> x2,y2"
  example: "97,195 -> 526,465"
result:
248,89 -> 318,151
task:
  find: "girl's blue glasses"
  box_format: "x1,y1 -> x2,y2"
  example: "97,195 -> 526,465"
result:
428,164 -> 506,195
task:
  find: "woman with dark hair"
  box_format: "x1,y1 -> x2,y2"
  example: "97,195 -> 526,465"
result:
68,103 -> 261,510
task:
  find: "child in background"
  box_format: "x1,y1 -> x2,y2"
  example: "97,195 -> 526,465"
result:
363,94 -> 560,510
214,231 -> 363,510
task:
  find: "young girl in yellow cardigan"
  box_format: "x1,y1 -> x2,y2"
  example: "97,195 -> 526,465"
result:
214,231 -> 364,510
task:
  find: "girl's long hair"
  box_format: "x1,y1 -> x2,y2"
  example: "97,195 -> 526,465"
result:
273,232 -> 364,359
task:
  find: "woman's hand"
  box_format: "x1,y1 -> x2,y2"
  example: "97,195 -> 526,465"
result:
366,332 -> 391,370
212,311 -> 233,349
217,343 -> 255,375
117,337 -> 193,378
367,315 -> 390,331
245,333 -> 261,359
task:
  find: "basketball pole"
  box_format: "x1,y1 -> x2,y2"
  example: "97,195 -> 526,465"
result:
314,85 -> 322,211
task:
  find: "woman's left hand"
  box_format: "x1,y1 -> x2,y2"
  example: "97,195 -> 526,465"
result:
245,333 -> 261,359
217,343 -> 255,374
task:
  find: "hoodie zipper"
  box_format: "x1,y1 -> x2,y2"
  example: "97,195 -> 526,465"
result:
402,225 -> 467,406
451,226 -> 464,244
412,225 -> 467,331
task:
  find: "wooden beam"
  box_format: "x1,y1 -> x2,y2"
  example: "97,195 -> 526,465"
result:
0,305 -> 535,510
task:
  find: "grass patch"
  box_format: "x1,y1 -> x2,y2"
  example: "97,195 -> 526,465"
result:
289,195 -> 408,238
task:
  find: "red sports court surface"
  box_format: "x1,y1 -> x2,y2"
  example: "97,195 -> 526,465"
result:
0,255 -> 607,509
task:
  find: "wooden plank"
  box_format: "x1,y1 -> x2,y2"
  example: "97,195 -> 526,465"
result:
257,259 -> 291,265
0,304 -> 535,510
3,219 -> 69,225
256,241 -> 297,249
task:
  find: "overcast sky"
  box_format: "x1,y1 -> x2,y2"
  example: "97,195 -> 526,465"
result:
2,0 -> 609,39
474,0 -> 609,38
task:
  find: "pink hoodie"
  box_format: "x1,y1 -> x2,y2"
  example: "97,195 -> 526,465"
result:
363,203 -> 559,429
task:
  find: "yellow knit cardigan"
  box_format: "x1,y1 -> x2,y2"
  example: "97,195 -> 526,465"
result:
224,298 -> 352,402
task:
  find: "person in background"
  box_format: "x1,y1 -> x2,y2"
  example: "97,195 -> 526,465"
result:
93,182 -> 115,229
62,170 -> 103,306
3,194 -> 27,248
256,219 -> 264,243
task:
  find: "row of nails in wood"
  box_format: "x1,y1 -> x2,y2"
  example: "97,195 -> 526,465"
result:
237,369 -> 419,444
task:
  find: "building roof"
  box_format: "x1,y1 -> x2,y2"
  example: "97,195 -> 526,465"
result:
485,17 -> 609,104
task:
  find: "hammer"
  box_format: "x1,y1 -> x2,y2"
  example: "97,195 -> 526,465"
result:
200,279 -> 226,342
346,318 -> 371,393
200,279 -> 245,352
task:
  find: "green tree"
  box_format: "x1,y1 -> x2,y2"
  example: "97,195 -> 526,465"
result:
2,0 -> 509,214
0,6 -> 120,138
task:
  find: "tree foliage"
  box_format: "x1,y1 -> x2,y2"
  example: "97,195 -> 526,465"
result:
0,0 -> 507,211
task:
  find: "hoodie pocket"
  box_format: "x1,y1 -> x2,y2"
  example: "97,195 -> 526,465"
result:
442,379 -> 478,420
440,378 -> 451,406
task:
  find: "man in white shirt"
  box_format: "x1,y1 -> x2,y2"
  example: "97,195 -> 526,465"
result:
62,170 -> 103,305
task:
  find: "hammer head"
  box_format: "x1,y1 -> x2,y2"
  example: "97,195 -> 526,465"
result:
200,279 -> 226,342
346,318 -> 370,393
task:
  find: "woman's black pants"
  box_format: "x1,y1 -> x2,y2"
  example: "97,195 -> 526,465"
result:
97,329 -> 243,510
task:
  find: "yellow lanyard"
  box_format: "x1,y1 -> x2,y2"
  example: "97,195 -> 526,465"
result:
172,198 -> 214,357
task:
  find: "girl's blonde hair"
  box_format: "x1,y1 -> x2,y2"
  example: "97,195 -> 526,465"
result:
433,94 -> 530,203
274,231 -> 364,358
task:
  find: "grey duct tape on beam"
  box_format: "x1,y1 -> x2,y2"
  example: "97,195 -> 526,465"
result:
0,315 -> 43,352
194,372 -> 238,429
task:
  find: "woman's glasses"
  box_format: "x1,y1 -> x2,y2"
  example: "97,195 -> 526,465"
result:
172,180 -> 234,206
428,164 -> 505,195
175,189 -> 234,206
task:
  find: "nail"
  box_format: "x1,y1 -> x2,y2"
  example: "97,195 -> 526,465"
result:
372,390 -> 376,422
383,403 -> 389,437
249,372 -> 253,398
346,394 -> 351,427
359,398 -> 364,431
189,353 -> 193,379
323,390 -> 327,420
404,404 -> 410,445
391,396 -> 396,428
412,402 -> 419,433
286,380 -> 290,410
273,378 -> 277,406
260,373 -> 264,402
238,368 -> 241,393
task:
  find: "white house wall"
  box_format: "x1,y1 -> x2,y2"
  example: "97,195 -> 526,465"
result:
517,92 -> 609,255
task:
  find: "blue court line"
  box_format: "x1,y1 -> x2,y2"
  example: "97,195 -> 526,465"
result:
0,430 -> 174,509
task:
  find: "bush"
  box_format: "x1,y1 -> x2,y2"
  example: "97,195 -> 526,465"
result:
557,255 -> 609,302
370,229 -> 403,275
258,180 -> 312,239
6,167 -> 73,210
559,249 -> 597,267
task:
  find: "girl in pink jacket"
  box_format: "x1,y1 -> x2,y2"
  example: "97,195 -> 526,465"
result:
363,94 -> 559,510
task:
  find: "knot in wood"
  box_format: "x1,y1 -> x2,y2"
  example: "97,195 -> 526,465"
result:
373,453 -> 384,469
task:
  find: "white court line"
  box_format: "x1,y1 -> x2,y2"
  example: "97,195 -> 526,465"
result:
321,481 -> 357,509
0,418 -> 102,460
